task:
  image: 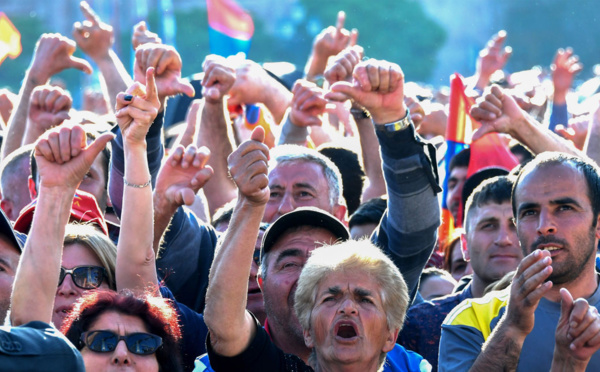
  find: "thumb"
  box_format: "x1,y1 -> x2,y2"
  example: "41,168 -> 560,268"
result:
134,21 -> 147,32
69,56 -> 93,75
84,132 -> 115,164
250,126 -> 266,143
329,81 -> 363,102
559,288 -> 574,321
175,79 -> 196,97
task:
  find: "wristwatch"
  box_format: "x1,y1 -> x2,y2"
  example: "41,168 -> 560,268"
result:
375,109 -> 412,132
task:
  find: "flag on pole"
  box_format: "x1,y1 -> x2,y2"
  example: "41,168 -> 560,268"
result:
0,12 -> 22,65
206,0 -> 254,57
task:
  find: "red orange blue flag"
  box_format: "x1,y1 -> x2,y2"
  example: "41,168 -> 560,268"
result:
206,0 -> 254,57
0,13 -> 22,65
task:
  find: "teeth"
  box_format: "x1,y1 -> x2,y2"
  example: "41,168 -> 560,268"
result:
544,246 -> 560,251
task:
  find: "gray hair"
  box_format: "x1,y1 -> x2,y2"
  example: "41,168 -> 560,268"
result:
270,145 -> 344,208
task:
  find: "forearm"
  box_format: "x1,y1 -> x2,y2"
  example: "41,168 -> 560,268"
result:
11,186 -> 75,325
304,50 -> 329,83
277,110 -> 309,145
262,84 -> 292,124
117,142 -> 157,293
356,116 -> 385,202
22,117 -> 48,146
550,353 -> 588,372
470,321 -> 526,372
94,49 -> 133,113
204,197 -> 265,355
511,114 -> 582,156
152,191 -> 179,256
197,100 -> 237,216
2,71 -> 39,159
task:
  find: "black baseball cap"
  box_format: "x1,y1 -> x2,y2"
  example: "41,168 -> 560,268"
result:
0,208 -> 25,252
261,207 -> 350,260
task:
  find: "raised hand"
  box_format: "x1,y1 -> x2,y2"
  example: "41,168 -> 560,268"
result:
504,249 -> 553,337
470,85 -> 527,141
115,67 -> 160,145
202,55 -> 236,104
132,21 -> 162,50
29,33 -> 92,85
227,59 -> 277,106
476,30 -> 512,88
72,1 -> 113,62
155,144 -> 213,208
324,45 -> 363,85
555,115 -> 589,150
133,43 -> 195,103
326,59 -> 406,124
27,85 -> 72,133
313,11 -> 357,62
552,48 -> 583,104
227,127 -> 270,205
34,124 -> 114,190
289,80 -> 327,127
553,288 -> 600,368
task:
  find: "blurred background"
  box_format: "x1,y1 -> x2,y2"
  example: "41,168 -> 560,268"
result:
2,0 -> 600,107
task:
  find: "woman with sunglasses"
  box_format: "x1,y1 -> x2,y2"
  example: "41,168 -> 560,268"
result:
53,223 -> 116,328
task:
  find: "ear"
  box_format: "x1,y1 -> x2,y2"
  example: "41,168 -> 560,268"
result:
28,177 -> 37,200
461,233 -> 470,261
333,204 -> 348,226
595,214 -> 600,240
382,327 -> 400,353
303,328 -> 314,349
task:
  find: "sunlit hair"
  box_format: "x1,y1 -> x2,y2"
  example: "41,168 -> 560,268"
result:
464,175 -> 515,232
270,145 -> 344,208
294,240 -> 408,367
64,223 -> 116,290
61,289 -> 183,372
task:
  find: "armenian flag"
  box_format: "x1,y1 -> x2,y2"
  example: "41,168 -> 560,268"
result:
206,0 -> 254,57
0,12 -> 21,65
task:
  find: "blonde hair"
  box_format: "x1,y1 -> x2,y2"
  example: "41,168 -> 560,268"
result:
63,223 -> 116,289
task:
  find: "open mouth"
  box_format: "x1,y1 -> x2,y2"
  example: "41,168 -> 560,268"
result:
336,323 -> 358,339
248,287 -> 261,294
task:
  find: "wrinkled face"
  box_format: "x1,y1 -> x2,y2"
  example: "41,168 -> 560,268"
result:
466,202 -> 522,286
449,240 -> 472,281
0,235 -> 19,322
262,227 -> 338,343
264,161 -> 335,223
514,164 -> 599,285
304,271 -> 396,369
81,311 -> 159,372
446,166 -> 468,222
53,243 -> 110,328
247,230 -> 265,321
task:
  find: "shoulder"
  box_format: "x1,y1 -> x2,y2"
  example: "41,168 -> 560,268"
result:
384,344 -> 432,372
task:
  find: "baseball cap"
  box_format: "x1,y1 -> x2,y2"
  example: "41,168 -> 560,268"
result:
14,190 -> 108,236
261,207 -> 350,260
0,208 -> 25,252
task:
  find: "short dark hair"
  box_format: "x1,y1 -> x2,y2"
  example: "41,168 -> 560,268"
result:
318,145 -> 365,216
62,290 -> 183,372
449,148 -> 470,173
512,152 -> 600,219
464,175 -> 515,231
348,196 -> 387,229
211,199 -> 236,229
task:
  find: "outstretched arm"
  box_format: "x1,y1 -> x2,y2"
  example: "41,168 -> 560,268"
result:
10,125 -> 113,326
204,127 -> 270,357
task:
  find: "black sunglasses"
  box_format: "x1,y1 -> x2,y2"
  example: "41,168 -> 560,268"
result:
81,330 -> 163,355
59,266 -> 108,290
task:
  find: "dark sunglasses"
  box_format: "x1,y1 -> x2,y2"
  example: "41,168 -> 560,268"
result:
81,330 -> 163,355
59,266 -> 108,290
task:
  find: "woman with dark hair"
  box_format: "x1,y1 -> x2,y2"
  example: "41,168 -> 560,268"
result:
61,290 -> 182,372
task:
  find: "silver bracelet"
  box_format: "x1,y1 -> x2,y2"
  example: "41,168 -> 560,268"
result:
123,178 -> 151,188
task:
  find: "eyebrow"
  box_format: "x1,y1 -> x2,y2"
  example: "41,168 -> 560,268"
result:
354,287 -> 373,297
550,197 -> 582,208
476,216 -> 499,227
273,249 -> 304,266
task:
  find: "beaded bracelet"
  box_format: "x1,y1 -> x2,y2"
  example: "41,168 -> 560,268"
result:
123,178 -> 151,188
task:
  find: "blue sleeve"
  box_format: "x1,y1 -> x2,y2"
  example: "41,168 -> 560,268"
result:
108,111 -> 165,217
383,343 -> 431,372
372,124 -> 441,304
438,323 -> 484,372
156,207 -> 219,313
548,102 -> 568,132
160,286 -> 208,372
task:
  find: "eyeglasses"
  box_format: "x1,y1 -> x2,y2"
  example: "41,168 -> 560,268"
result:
59,266 -> 108,290
81,330 -> 163,355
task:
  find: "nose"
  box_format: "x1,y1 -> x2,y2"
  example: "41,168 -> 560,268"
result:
57,274 -> 79,297
495,224 -> 517,247
537,209 -> 557,236
338,298 -> 358,315
111,340 -> 131,366
277,193 -> 295,217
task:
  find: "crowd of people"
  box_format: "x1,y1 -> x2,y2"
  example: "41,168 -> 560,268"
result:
2,1 -> 600,371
